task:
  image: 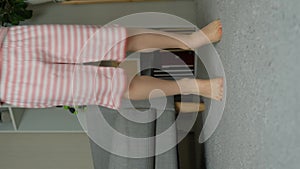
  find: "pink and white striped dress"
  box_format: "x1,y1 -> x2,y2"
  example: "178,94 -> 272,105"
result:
0,24 -> 128,110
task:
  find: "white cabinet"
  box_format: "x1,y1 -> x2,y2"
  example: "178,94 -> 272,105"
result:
0,105 -> 83,133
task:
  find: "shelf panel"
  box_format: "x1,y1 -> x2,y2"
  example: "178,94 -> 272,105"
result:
0,107 -> 14,132
17,107 -> 83,131
11,108 -> 25,129
0,122 -> 14,131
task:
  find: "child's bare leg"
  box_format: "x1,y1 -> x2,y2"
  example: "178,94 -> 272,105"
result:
123,76 -> 224,101
126,20 -> 222,52
123,76 -> 181,100
177,78 -> 224,101
126,29 -> 191,51
122,20 -> 224,100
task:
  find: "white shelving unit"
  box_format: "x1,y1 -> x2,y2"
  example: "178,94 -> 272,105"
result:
0,104 -> 84,133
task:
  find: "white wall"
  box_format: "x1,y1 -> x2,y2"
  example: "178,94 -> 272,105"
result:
25,1 -> 197,26
26,0 -> 52,5
0,133 -> 93,169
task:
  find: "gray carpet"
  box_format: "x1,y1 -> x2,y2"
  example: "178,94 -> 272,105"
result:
195,0 -> 300,169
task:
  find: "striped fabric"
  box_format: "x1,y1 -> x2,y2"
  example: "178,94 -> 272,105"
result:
0,24 -> 128,110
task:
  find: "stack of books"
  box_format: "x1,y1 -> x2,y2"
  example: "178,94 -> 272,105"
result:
140,49 -> 195,80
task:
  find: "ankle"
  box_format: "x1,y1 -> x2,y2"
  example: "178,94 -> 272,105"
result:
177,78 -> 197,95
189,31 -> 209,49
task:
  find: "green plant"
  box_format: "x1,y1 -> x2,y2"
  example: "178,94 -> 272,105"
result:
0,0 -> 32,26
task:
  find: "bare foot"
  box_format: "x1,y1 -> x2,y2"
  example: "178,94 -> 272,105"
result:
201,19 -> 223,43
178,78 -> 224,101
189,20 -> 223,48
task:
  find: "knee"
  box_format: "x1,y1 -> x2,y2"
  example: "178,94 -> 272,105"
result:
122,77 -> 142,100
